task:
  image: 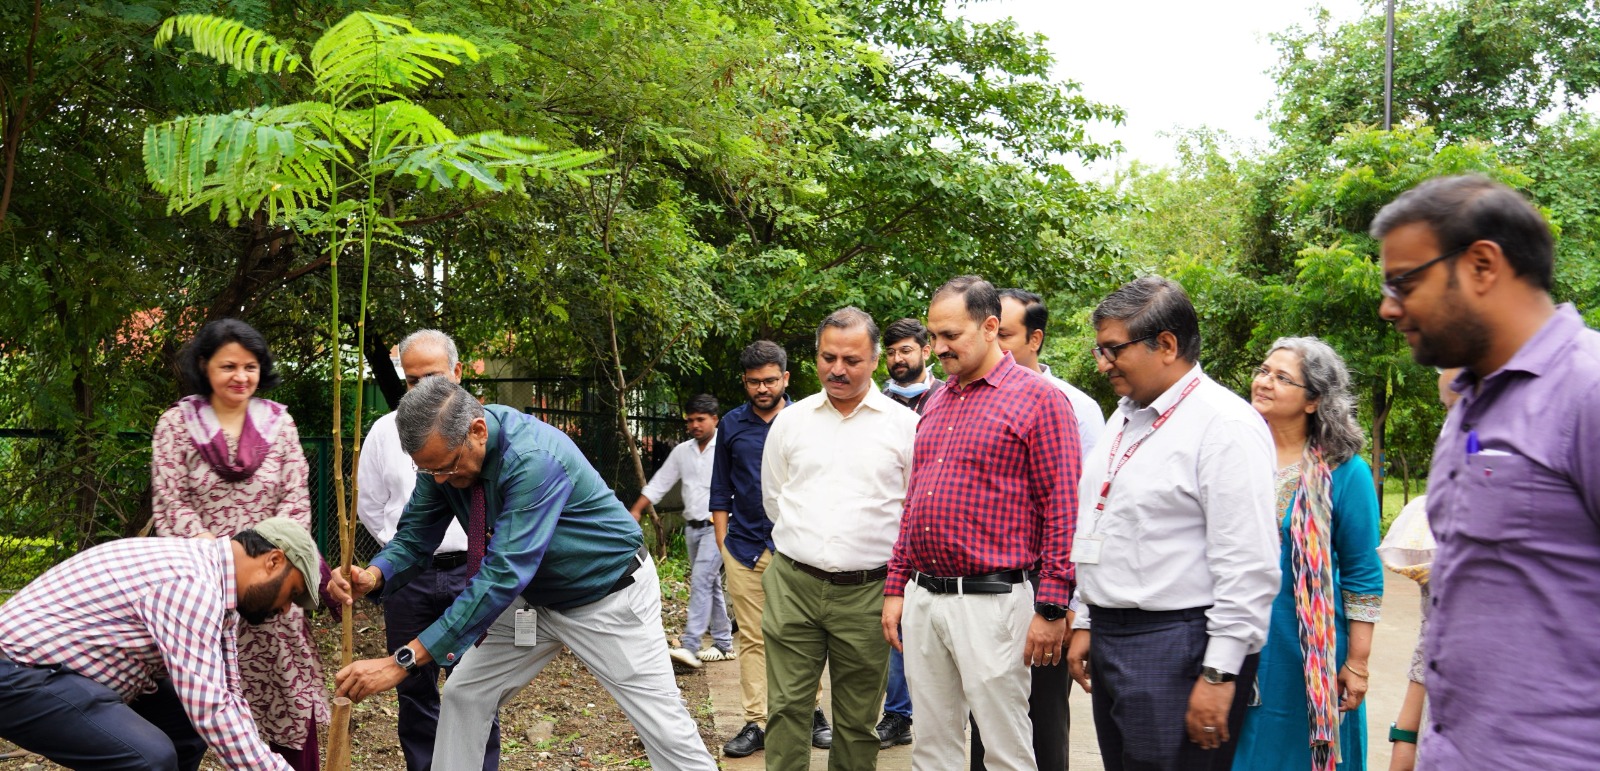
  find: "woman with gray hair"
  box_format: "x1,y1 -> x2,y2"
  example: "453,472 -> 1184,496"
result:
1232,336 -> 1384,771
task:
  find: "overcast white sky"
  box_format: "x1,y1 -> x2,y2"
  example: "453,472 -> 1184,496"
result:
954,0 -> 1369,174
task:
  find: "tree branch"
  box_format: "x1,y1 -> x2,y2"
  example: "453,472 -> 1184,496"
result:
819,192 -> 937,271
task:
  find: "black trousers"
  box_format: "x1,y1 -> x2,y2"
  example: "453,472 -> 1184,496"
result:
970,659 -> 1071,770
1088,607 -> 1257,771
0,657 -> 205,770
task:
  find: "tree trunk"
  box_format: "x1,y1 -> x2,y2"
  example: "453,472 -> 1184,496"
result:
618,395 -> 667,559
366,333 -> 404,411
1370,374 -> 1392,513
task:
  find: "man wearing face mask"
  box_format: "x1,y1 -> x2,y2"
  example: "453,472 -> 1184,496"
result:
882,318 -> 944,414
0,518 -> 338,770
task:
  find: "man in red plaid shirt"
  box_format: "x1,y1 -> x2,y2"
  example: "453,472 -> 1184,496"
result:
882,275 -> 1082,771
0,520 -> 335,770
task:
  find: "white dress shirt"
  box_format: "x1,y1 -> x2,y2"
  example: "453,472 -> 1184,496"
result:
357,411 -> 469,553
1072,365 -> 1280,674
1038,362 -> 1107,456
762,387 -> 920,571
639,434 -> 716,522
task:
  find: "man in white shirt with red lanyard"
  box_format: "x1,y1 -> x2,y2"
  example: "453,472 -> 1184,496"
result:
1066,276 -> 1279,770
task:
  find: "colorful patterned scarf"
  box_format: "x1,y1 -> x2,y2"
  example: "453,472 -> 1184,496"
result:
175,394 -> 289,482
1289,445 -> 1340,770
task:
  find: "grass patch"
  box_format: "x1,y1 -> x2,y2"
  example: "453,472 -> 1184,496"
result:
1380,480 -> 1427,537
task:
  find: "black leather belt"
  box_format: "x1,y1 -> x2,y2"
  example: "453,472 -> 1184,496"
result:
1087,605 -> 1210,624
781,553 -> 888,585
913,568 -> 1033,595
605,546 -> 650,596
431,552 -> 469,570
683,518 -> 713,529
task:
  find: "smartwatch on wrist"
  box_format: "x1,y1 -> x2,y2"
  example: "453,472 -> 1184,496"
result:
1389,723 -> 1419,744
1034,602 -> 1068,622
1200,666 -> 1236,684
393,645 -> 418,672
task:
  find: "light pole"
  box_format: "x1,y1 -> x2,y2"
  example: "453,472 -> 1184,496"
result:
1384,0 -> 1395,130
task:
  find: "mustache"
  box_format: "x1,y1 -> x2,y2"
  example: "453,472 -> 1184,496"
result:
826,375 -> 850,383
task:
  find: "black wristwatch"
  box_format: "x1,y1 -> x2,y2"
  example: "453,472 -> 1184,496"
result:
1200,666 -> 1236,684
393,645 -> 418,672
1034,602 -> 1068,622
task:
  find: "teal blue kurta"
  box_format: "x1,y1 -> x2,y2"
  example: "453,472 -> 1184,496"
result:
1233,455 -> 1384,770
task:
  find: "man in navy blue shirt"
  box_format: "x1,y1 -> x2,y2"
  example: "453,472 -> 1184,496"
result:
711,340 -> 830,757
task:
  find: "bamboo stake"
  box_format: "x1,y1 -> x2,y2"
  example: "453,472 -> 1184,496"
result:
324,697 -> 353,771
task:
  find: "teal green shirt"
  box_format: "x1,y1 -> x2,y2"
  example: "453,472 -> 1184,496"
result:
370,405 -> 643,667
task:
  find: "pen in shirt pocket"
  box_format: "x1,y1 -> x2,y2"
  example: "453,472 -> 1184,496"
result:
1466,430 -> 1481,455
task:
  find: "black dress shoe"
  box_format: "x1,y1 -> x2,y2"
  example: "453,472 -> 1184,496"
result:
723,722 -> 765,758
812,708 -> 832,750
875,712 -> 913,749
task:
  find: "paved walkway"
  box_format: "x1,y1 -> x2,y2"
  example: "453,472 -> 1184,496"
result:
707,571 -> 1422,769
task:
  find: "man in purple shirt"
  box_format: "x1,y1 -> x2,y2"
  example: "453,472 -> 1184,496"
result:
1373,175 -> 1600,768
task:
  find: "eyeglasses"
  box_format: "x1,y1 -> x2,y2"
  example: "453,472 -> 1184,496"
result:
887,344 -> 922,358
1253,365 -> 1312,392
743,376 -> 783,390
415,446 -> 466,478
1092,333 -> 1159,363
1381,245 -> 1469,301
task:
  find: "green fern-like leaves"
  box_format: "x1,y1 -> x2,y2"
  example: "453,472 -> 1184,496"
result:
143,104 -> 334,226
155,14 -> 301,74
144,10 -> 604,230
310,13 -> 479,104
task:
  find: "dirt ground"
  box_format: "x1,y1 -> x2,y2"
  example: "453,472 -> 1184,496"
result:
1,558 -> 714,770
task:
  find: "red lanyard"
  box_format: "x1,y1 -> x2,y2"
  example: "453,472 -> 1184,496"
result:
1096,377 -> 1201,511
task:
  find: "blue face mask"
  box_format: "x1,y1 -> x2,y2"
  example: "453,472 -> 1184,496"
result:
886,380 -> 930,398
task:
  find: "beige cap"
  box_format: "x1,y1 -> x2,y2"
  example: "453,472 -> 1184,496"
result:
249,517 -> 322,611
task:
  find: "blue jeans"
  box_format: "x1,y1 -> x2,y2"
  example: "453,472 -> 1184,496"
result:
884,640 -> 912,717
0,658 -> 205,770
384,559 -> 501,771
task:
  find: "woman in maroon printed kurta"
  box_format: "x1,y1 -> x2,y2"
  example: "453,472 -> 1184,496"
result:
151,319 -> 329,769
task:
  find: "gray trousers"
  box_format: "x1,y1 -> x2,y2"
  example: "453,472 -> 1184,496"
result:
434,556 -> 717,771
681,523 -> 732,653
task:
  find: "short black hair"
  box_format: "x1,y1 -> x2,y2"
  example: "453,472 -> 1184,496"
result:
179,319 -> 281,396
1370,174 -> 1554,291
1090,276 -> 1201,363
816,306 -> 880,356
684,393 -> 719,416
931,275 -> 1002,326
739,340 -> 787,373
999,288 -> 1049,347
233,528 -> 277,557
882,318 -> 928,348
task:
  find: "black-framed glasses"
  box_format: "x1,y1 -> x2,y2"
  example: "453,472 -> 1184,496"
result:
415,445 -> 466,478
1381,245 -> 1469,301
1253,365 -> 1312,392
1092,333 -> 1159,363
742,375 -> 783,390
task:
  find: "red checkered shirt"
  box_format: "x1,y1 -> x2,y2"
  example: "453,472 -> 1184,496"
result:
887,352 -> 1082,605
0,537 -> 290,771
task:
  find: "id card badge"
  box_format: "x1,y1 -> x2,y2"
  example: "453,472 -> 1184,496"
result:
514,608 -> 538,647
1071,534 -> 1105,565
